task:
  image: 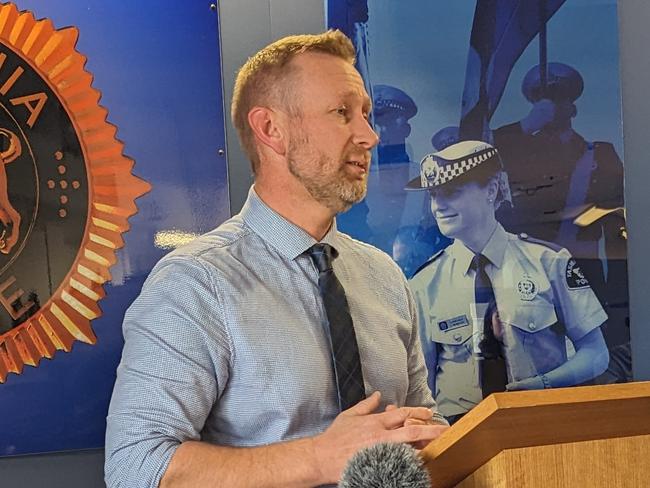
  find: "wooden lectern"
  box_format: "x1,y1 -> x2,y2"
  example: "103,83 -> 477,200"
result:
420,382 -> 650,487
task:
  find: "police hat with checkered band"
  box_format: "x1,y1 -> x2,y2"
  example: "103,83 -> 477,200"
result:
405,140 -> 502,191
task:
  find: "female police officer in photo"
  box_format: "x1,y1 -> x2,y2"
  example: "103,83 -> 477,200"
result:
407,140 -> 609,422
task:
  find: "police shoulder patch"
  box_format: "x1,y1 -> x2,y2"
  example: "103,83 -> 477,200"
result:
412,248 -> 445,277
565,258 -> 591,289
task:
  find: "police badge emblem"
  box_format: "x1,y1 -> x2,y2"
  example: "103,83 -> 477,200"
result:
517,275 -> 538,301
0,4 -> 150,383
420,154 -> 439,188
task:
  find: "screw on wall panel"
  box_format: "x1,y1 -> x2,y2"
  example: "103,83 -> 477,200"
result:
217,149 -> 225,156
210,3 -> 217,11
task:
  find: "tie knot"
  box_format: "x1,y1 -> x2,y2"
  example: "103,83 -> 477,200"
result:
471,253 -> 490,271
307,243 -> 337,272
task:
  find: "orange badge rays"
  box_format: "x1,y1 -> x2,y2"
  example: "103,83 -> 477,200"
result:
0,4 -> 150,382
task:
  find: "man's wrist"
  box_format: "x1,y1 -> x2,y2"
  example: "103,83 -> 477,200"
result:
307,433 -> 332,485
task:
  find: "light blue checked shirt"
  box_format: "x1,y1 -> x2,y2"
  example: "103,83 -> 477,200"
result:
105,187 -> 441,488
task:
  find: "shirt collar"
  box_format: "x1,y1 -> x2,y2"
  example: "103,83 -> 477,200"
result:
240,186 -> 339,260
449,223 -> 508,275
481,223 -> 508,268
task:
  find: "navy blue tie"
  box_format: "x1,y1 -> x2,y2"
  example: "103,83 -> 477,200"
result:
472,253 -> 508,397
307,243 -> 365,411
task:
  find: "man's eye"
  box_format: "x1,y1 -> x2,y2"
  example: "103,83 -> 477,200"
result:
336,106 -> 348,116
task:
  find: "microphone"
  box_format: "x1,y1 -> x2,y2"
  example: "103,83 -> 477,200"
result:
338,442 -> 431,488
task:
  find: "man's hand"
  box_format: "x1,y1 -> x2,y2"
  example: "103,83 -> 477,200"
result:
385,403 -> 449,449
311,391 -> 448,483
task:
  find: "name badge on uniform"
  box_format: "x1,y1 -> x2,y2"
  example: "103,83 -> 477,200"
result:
438,314 -> 469,331
517,275 -> 538,301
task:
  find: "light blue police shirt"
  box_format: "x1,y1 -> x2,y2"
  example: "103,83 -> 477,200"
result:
409,224 -> 607,417
105,186 -> 441,488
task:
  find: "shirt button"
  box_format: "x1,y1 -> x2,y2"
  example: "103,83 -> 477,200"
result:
528,322 -> 536,331
453,333 -> 462,342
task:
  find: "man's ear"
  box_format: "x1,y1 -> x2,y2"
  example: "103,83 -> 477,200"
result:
248,106 -> 287,156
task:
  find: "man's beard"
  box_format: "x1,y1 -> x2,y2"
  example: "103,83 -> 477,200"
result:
287,131 -> 369,214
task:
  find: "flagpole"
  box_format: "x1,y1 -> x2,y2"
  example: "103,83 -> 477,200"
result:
539,0 -> 548,92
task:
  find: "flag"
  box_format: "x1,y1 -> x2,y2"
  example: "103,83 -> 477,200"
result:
326,0 -> 373,120
459,0 -> 567,140
326,0 -> 369,38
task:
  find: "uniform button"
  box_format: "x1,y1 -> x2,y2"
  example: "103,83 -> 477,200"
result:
453,333 -> 462,342
528,322 -> 536,331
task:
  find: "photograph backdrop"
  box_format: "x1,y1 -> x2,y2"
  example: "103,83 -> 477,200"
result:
328,0 -> 630,420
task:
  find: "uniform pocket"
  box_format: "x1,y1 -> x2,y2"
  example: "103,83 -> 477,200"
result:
500,302 -> 567,376
502,302 -> 558,334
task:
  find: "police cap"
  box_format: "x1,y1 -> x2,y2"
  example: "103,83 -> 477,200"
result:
522,62 -> 584,103
431,126 -> 460,151
373,85 -> 417,119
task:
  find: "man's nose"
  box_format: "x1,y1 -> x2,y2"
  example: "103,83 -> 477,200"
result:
352,115 -> 379,149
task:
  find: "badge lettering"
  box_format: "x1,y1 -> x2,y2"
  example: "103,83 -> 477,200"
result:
0,5 -> 150,383
566,258 -> 590,289
438,314 -> 469,331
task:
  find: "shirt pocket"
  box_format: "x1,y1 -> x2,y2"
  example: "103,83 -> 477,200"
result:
500,302 -> 567,377
502,302 -> 557,335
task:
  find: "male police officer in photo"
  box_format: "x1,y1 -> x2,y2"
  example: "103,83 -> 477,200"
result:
105,30 -> 447,488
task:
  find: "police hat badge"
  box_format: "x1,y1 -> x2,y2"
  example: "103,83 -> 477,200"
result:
419,154 -> 439,187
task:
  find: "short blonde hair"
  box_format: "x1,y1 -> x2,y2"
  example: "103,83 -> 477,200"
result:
231,30 -> 356,173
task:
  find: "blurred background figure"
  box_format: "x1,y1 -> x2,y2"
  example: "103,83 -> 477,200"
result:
392,225 -> 448,279
494,62 -> 624,241
493,62 -> 628,359
340,84 -> 419,255
431,126 -> 460,153
374,84 -> 417,164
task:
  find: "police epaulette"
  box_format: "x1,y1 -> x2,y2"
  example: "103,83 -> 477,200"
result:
412,249 -> 445,276
593,141 -> 617,159
517,233 -> 564,252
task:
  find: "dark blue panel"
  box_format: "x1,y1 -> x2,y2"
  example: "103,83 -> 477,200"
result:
0,1 -> 229,455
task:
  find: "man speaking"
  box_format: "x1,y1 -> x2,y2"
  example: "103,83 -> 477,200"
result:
105,30 -> 447,488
